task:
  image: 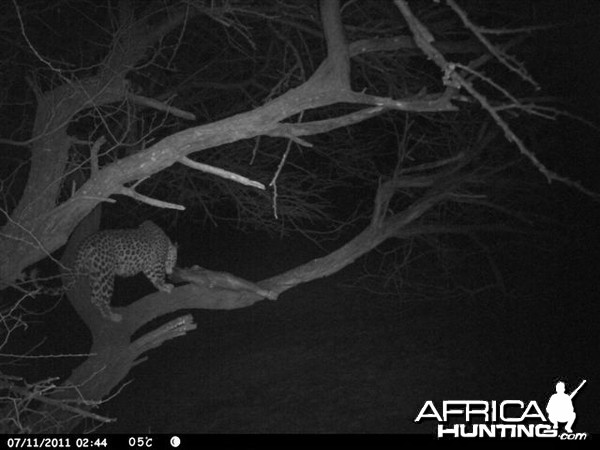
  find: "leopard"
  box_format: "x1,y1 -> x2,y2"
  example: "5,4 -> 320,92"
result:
74,221 -> 177,322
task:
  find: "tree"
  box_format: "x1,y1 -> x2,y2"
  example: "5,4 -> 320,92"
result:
0,0 -> 596,433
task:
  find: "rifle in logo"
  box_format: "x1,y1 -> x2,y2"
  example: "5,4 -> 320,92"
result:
568,380 -> 586,399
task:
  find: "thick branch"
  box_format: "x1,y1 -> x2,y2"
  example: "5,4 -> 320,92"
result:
320,0 -> 350,87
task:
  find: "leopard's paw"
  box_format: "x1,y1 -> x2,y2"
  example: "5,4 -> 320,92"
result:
159,283 -> 174,294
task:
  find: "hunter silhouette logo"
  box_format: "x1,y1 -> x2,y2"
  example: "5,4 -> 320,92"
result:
546,380 -> 586,433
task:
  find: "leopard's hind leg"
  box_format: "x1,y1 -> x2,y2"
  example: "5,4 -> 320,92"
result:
89,270 -> 123,322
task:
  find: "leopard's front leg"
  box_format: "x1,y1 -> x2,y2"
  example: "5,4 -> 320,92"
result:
144,265 -> 174,294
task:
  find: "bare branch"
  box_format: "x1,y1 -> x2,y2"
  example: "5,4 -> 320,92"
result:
179,157 -> 266,190
0,380 -> 115,425
454,73 -> 600,199
90,136 -> 105,175
130,315 -> 196,357
128,94 -> 196,121
446,0 -> 539,88
349,36 -> 484,57
394,0 -> 600,199
118,187 -> 186,210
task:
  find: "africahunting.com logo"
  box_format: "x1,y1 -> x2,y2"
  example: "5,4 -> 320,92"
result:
415,380 -> 587,439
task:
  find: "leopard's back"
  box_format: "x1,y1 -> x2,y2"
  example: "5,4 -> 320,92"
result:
76,225 -> 170,276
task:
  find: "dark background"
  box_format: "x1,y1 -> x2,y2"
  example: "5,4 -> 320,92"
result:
3,0 -> 599,435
